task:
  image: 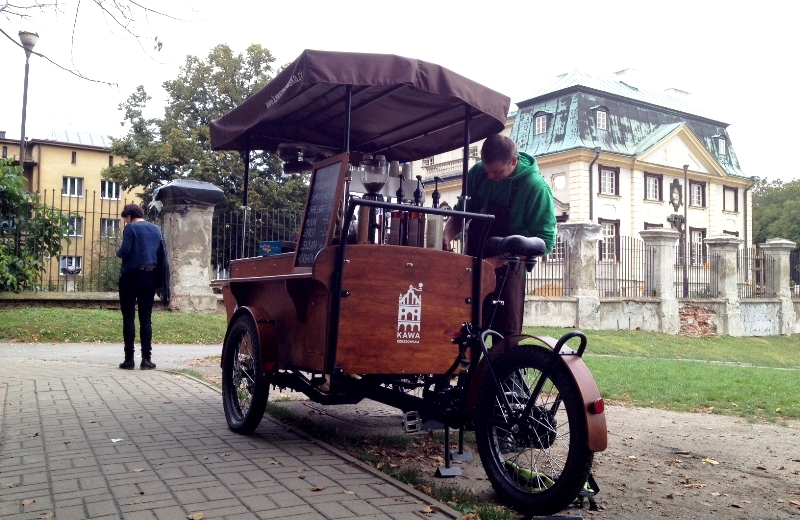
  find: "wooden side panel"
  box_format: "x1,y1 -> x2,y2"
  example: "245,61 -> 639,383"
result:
230,254 -> 295,279
328,245 -> 495,375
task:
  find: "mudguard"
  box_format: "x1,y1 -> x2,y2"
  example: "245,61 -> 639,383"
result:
220,306 -> 279,379
466,334 -> 607,453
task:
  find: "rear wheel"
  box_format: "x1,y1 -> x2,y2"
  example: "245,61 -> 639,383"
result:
222,315 -> 269,434
475,345 -> 592,516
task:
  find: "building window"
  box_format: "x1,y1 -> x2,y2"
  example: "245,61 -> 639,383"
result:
71,151 -> 77,164
534,115 -> 548,135
101,218 -> 120,238
422,157 -> 435,166
1,146 -> 6,159
62,176 -> 84,197
596,110 -> 608,131
100,180 -> 121,200
598,166 -> 619,196
689,228 -> 706,265
718,138 -> 727,155
599,219 -> 620,262
67,217 -> 84,237
59,255 -> 82,275
644,172 -> 662,201
689,181 -> 706,207
108,155 -> 114,167
468,146 -> 478,157
723,186 -> 738,212
546,235 -> 565,262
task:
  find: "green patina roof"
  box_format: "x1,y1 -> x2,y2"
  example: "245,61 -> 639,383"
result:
511,70 -> 747,178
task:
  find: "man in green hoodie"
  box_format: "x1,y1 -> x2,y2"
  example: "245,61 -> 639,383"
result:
443,134 -> 556,337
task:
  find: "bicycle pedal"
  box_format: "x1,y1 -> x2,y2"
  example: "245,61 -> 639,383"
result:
402,411 -> 421,433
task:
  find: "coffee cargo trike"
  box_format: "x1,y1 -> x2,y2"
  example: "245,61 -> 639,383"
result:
210,50 -> 606,516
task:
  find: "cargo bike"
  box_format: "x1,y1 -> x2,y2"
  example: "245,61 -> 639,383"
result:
210,50 -> 607,516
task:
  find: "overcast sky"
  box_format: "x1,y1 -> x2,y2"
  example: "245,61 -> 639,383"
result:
1,0 -> 796,182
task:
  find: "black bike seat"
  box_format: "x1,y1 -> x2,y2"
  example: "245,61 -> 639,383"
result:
484,235 -> 546,258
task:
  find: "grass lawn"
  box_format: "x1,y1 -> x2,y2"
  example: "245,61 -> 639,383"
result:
1,307 -> 799,422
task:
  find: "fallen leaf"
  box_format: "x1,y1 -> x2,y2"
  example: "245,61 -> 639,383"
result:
111,439 -> 123,443
757,466 -> 767,471
310,486 -> 325,492
702,458 -> 719,465
132,469 -> 144,473
343,490 -> 355,495
88,420 -> 96,424
29,432 -> 39,437
3,483 -> 20,488
420,505 -> 436,514
38,512 -> 54,519
187,514 -> 204,520
459,515 -> 477,520
711,492 -> 721,497
298,475 -> 306,480
22,499 -> 36,506
666,492 -> 684,498
731,503 -> 742,508
376,462 -> 385,470
791,500 -> 800,507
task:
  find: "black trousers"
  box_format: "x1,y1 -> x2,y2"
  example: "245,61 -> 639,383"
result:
482,262 -> 526,338
119,269 -> 157,358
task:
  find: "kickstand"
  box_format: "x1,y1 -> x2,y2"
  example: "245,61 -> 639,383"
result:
450,426 -> 473,462
434,427 -> 461,477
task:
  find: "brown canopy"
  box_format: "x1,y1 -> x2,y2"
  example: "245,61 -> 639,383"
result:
209,49 -> 510,163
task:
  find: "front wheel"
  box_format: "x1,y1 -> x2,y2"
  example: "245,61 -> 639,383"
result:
475,345 -> 593,516
222,315 -> 269,434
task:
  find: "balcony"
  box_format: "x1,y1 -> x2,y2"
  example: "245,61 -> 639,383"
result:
420,157 -> 479,180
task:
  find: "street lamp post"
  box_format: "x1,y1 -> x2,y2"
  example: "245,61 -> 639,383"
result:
18,31 -> 39,167
682,164 -> 689,297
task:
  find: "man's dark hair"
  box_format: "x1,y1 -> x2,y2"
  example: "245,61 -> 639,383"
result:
121,203 -> 145,219
481,134 -> 517,164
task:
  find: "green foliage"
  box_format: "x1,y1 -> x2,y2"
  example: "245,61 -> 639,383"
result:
104,43 -> 308,215
752,179 -> 800,246
0,159 -> 71,292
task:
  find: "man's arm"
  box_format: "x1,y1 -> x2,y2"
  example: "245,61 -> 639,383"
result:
116,227 -> 132,259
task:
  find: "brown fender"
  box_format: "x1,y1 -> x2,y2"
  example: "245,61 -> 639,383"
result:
466,334 -> 607,453
220,306 -> 279,379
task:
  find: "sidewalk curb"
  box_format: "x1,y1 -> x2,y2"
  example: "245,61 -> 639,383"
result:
171,370 -> 463,519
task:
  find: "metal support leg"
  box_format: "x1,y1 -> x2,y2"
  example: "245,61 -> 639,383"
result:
450,426 -> 473,462
434,427 -> 461,477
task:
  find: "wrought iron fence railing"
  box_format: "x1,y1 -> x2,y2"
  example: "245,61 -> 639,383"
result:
673,245 -> 719,298
596,236 -> 652,298
791,249 -> 800,299
527,237 -> 571,296
738,246 -> 775,298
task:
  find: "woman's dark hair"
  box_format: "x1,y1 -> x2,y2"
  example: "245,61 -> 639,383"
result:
121,203 -> 145,219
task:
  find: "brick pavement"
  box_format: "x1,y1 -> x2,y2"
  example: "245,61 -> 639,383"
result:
0,359 -> 457,520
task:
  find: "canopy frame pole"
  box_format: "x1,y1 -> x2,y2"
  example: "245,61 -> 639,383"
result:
343,85 -> 352,153
460,104 -> 472,256
241,148 -> 251,258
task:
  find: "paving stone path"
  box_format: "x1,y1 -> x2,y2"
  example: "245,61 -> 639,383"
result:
0,359 -> 456,520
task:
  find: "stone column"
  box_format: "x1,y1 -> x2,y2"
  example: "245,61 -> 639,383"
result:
759,238 -> 797,335
640,229 -> 680,333
559,221 -> 602,329
705,236 -> 743,336
155,180 -> 223,313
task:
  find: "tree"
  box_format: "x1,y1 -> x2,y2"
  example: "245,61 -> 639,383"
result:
0,158 -> 72,292
752,179 -> 800,247
104,43 -> 308,215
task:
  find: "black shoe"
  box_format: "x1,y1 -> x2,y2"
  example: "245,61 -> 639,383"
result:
140,358 -> 156,370
119,359 -> 135,370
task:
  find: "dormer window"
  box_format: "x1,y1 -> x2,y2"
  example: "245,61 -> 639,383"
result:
718,138 -> 727,155
596,110 -> 608,131
534,114 -> 548,135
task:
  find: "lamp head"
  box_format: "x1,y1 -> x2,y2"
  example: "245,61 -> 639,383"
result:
18,31 -> 39,55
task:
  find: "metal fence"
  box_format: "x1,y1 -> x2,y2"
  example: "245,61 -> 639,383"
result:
527,236 -> 572,296
5,189 -> 154,292
791,249 -> 800,299
738,246 -> 775,298
596,236 -> 653,297
673,246 -> 719,298
212,208 -> 302,279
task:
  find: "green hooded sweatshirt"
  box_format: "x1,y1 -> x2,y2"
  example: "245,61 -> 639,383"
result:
454,152 -> 556,254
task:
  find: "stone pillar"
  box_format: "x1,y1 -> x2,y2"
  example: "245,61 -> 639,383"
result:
640,229 -> 681,334
759,238 -> 797,335
705,236 -> 743,336
559,221 -> 602,329
155,180 -> 223,313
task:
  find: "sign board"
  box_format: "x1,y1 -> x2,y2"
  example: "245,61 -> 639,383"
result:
294,152 -> 349,270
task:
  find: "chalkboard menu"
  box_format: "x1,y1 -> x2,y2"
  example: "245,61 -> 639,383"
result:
294,153 -> 349,270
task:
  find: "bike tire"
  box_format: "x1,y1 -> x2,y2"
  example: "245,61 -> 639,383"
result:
221,315 -> 269,434
475,345 -> 593,515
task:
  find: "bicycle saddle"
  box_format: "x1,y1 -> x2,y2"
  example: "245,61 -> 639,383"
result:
484,235 -> 546,258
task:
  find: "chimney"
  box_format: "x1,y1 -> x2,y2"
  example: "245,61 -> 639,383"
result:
0,131 -> 6,139
613,68 -> 641,90
664,87 -> 690,96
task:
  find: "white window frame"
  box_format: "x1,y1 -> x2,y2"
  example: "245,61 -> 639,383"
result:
645,176 -> 659,201
100,218 -> 120,238
67,217 -> 83,237
718,138 -> 726,155
600,222 -> 617,262
100,180 -> 121,200
596,110 -> 607,131
723,186 -> 738,212
422,157 -> 435,166
690,229 -> 705,266
547,235 -> 565,262
62,176 -> 84,197
59,256 -> 82,275
468,146 -> 478,157
690,182 -> 704,207
534,115 -> 547,135
600,169 -> 615,195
